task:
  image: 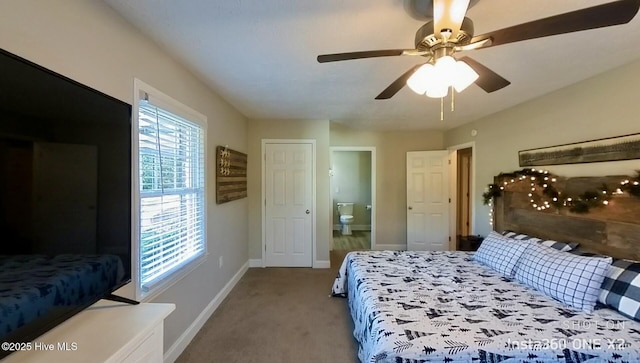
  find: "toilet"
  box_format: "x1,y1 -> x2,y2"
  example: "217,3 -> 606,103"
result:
337,202 -> 354,235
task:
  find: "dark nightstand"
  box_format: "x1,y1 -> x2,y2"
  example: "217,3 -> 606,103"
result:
457,235 -> 484,251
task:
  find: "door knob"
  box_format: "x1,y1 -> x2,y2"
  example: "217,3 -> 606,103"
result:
306,209 -> 310,214
408,206 -> 413,210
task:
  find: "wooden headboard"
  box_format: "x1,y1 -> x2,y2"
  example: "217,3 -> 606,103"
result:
494,175 -> 640,260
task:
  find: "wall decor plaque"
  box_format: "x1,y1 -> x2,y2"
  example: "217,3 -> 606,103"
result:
216,145 -> 247,204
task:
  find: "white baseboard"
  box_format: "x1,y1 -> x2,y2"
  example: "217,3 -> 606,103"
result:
374,244 -> 406,251
313,260 -> 330,269
164,261 -> 249,363
249,259 -> 328,268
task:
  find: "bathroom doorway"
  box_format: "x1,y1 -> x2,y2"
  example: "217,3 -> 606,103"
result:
330,147 -> 376,251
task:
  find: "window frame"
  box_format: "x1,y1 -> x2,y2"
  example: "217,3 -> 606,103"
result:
132,78 -> 208,301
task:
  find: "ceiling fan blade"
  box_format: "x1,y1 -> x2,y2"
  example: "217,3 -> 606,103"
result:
470,0 -> 640,50
317,50 -> 408,63
375,64 -> 424,100
454,38 -> 492,51
458,56 -> 510,93
433,0 -> 471,38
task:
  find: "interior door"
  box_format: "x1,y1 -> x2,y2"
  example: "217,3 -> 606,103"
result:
406,151 -> 450,251
264,142 -> 313,267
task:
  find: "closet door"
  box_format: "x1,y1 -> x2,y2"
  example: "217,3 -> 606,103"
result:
406,150 -> 449,251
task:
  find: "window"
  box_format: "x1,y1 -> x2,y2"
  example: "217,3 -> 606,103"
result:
134,80 -> 206,299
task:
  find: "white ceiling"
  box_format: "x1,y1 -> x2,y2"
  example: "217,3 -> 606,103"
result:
103,0 -> 640,131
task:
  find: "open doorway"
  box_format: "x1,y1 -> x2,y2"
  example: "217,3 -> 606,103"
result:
456,147 -> 472,237
330,147 -> 376,251
448,142 -> 476,250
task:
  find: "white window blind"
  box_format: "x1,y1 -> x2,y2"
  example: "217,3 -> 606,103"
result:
138,96 -> 205,293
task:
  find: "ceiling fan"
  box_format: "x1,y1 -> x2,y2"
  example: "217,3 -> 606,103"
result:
317,0 -> 640,100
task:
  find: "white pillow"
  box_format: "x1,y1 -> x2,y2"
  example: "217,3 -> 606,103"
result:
514,243 -> 612,313
473,231 -> 530,277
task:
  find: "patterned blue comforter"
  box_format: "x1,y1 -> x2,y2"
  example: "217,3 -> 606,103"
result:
0,254 -> 125,339
332,250 -> 640,363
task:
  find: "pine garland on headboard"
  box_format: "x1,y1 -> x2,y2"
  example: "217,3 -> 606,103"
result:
483,168 -> 640,214
485,169 -> 640,260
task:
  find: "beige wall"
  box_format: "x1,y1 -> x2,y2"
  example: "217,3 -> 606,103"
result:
247,119 -> 331,264
0,0 -> 248,356
445,59 -> 640,238
330,123 -> 445,248
247,119 -> 444,259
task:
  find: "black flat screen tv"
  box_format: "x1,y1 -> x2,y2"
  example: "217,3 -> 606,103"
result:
0,48 -> 132,358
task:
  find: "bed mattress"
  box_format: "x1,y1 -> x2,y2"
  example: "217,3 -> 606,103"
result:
332,250 -> 640,363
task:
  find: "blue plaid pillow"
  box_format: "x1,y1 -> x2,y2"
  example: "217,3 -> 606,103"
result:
598,259 -> 640,321
474,231 -> 531,277
501,230 -> 578,252
514,243 -> 612,313
502,230 -> 541,243
568,250 -> 603,257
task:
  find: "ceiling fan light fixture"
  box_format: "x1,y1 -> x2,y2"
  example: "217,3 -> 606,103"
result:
425,81 -> 449,98
321,0 -> 640,103
407,55 -> 476,98
452,60 -> 479,92
407,63 -> 436,94
434,55 -> 457,74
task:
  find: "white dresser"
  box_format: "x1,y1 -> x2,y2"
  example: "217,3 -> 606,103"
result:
2,301 -> 175,363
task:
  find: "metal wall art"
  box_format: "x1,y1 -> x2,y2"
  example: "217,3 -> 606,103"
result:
519,133 -> 640,167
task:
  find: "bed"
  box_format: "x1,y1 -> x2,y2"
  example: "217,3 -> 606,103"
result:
332,245 -> 640,362
0,254 -> 125,338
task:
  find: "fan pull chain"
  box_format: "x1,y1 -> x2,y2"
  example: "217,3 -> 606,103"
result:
438,88 -> 458,121
451,86 -> 455,112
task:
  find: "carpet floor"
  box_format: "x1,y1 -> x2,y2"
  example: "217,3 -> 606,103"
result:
176,250 -> 359,362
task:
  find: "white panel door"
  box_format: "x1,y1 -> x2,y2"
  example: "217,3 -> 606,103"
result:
265,143 -> 313,267
406,151 -> 450,251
